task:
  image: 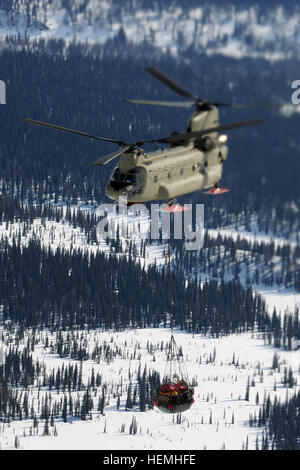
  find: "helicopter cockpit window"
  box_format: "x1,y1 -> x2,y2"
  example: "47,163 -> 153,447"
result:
110,167 -> 137,190
127,170 -> 137,183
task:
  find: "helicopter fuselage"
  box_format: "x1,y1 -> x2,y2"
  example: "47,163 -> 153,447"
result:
106,142 -> 228,203
106,107 -> 228,203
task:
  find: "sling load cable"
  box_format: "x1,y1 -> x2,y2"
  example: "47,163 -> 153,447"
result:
166,226 -> 187,384
168,228 -> 173,333
151,224 -> 195,413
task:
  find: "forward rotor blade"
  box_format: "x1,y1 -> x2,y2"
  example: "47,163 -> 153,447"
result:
124,99 -> 194,108
191,118 -> 264,137
24,119 -> 125,145
156,119 -> 264,144
92,146 -> 131,166
212,102 -> 231,107
146,66 -> 197,100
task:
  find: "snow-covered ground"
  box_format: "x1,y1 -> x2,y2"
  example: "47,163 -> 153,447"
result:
207,227 -> 299,248
0,327 -> 300,450
207,226 -> 300,316
1,205 -> 299,315
258,287 -> 300,317
0,205 -> 299,450
0,3 -> 299,60
0,211 -> 167,268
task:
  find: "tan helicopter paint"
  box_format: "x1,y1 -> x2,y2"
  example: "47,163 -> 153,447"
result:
106,107 -> 228,203
187,108 -> 219,134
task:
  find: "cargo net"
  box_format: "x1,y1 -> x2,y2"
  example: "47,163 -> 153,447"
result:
163,334 -> 189,385
153,335 -> 194,414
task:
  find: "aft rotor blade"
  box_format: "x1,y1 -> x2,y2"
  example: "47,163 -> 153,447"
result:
24,119 -> 125,145
229,102 -> 282,109
146,66 -> 197,100
156,119 -> 264,144
92,146 -> 131,166
124,99 -> 194,108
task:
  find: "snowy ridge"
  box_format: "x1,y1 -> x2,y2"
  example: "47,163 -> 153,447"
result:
1,207 -> 299,317
0,2 -> 299,60
0,210 -> 167,268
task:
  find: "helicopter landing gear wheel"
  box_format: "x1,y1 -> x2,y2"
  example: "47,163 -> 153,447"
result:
167,198 -> 177,207
162,199 -> 188,213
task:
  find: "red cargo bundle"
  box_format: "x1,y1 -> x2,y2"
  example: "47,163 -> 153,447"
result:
176,380 -> 188,391
152,336 -> 195,414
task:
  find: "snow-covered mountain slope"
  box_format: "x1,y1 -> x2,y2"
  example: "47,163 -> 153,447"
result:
205,226 -> 300,315
1,327 -> 300,450
0,204 -> 299,449
1,204 -> 299,317
0,208 -> 167,267
0,2 -> 299,60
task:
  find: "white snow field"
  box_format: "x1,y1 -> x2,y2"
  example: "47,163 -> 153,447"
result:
0,327 -> 300,450
0,3 -> 299,60
206,226 -> 300,316
0,209 -> 299,450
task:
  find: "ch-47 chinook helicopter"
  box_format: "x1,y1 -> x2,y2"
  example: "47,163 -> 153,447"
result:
25,66 -> 264,209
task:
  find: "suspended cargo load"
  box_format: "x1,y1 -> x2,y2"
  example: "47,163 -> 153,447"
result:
152,335 -> 194,414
